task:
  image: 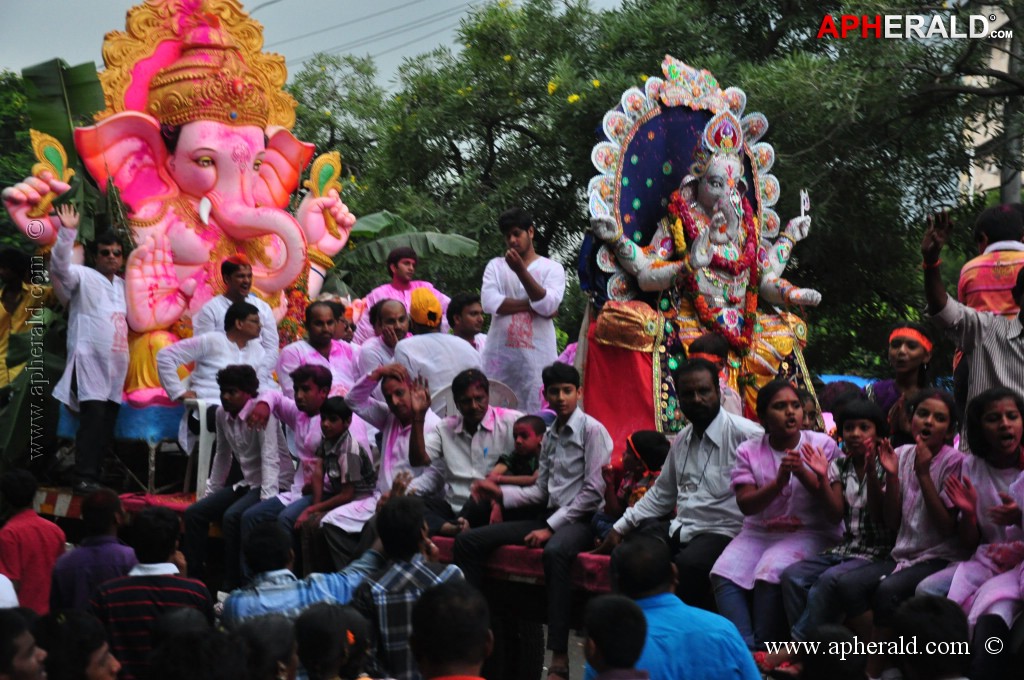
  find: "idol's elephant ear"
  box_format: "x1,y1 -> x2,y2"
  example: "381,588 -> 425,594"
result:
74,111 -> 178,211
256,126 -> 315,209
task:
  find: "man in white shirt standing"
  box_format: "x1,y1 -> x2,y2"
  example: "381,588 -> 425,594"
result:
277,301 -> 359,397
394,288 -> 482,395
51,205 -> 129,495
192,255 -> 279,374
481,208 -> 566,414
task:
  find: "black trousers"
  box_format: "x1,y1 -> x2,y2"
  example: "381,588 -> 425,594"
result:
75,400 -> 119,483
453,515 -> 594,653
670,530 -> 734,612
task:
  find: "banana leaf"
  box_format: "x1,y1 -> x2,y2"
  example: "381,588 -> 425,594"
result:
349,210 -> 420,239
320,268 -> 357,298
337,232 -> 478,269
21,59 -> 104,171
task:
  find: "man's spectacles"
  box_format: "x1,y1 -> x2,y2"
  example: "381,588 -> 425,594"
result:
99,248 -> 123,257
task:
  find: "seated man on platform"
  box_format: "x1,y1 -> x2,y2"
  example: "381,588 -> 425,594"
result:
394,288 -> 482,394
50,488 -> 137,611
593,358 -> 763,612
357,299 -> 410,384
407,368 -> 521,535
192,255 -> 279,374
221,522 -> 384,630
277,301 -> 359,398
353,247 -> 450,345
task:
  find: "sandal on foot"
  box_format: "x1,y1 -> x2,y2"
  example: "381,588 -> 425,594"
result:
547,666 -> 570,680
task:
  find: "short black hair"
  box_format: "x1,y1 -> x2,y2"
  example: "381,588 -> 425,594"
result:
627,430 -> 670,471
237,615 -> 296,680
541,362 -> 579,390
687,332 -> 730,364
305,300 -> 334,327
369,298 -> 404,327
610,534 -> 674,599
0,248 -> 31,281
0,469 -> 37,510
81,487 -> 122,536
412,582 -> 491,668
892,596 -> 969,679
217,364 -> 260,397
672,358 -> 720,394
497,207 -> 533,235
973,203 -> 1024,244
965,387 -> 1024,458
584,595 -> 646,670
755,379 -> 800,421
386,247 -> 418,277
515,414 -> 547,437
31,610 -> 108,680
244,522 -> 293,574
224,300 -> 259,333
0,609 -> 30,674
324,300 -> 346,321
150,630 -> 248,680
835,397 -> 889,439
451,368 -> 489,400
221,256 -> 252,281
320,396 -> 353,421
91,231 -> 121,250
907,388 -> 959,443
819,380 -> 864,413
446,292 -> 482,327
295,604 -> 370,680
129,506 -> 180,564
799,625 -> 867,680
377,495 -> 426,561
290,364 -> 332,391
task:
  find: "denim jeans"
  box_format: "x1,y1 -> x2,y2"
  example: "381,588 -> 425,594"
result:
780,553 -> 870,641
711,575 -> 789,650
184,486 -> 260,590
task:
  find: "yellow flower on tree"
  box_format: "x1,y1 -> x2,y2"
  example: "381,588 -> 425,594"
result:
567,93 -> 581,104
503,54 -> 512,62
547,80 -> 558,95
591,79 -> 601,88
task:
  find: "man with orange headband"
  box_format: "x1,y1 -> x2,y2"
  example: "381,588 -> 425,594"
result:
193,255 -> 279,374
923,212 -> 1024,444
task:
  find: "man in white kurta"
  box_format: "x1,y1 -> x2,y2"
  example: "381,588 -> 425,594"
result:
50,205 -> 129,494
480,208 -> 566,413
394,288 -> 482,394
192,255 -> 279,374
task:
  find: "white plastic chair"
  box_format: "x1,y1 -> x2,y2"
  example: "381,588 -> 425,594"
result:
430,380 -> 519,417
183,398 -> 217,497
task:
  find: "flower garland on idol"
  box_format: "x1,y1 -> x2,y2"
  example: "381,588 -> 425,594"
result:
668,190 -> 760,354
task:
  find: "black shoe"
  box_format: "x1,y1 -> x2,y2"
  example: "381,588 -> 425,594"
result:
72,480 -> 104,495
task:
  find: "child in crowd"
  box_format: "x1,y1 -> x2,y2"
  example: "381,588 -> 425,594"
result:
240,365 -> 332,567
582,595 -> 648,680
834,389 -> 965,677
710,379 -> 843,654
798,389 -> 823,433
916,387 -> 1024,601
593,430 -> 670,541
293,397 -> 378,574
866,321 -> 934,446
455,362 -> 612,680
781,398 -> 896,645
295,603 -> 372,680
183,365 -> 292,590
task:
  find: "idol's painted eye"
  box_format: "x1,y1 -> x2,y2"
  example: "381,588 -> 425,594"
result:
196,156 -> 214,168
253,158 -> 263,171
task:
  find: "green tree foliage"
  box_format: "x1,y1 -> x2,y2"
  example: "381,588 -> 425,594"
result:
290,0 -> 997,376
0,70 -> 34,250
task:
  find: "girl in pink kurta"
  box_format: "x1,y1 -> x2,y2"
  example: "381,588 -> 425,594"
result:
710,380 -> 844,651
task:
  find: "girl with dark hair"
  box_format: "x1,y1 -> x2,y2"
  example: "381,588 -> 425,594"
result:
295,604 -> 371,680
593,430 -> 671,540
709,380 -> 843,656
834,388 -> 965,677
237,615 -> 297,680
865,321 -> 934,446
917,388 -> 1024,652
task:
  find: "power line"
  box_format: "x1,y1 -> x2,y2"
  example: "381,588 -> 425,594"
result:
265,0 -> 429,48
370,22 -> 462,59
288,1 -> 475,66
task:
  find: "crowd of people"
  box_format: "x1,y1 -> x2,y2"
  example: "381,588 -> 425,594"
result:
3,204 -> 1024,680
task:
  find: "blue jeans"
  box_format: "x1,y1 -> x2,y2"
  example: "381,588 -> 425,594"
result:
711,575 -> 789,651
781,553 -> 870,641
184,486 -> 261,590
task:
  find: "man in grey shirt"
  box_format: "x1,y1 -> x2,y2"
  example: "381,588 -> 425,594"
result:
594,358 -> 762,611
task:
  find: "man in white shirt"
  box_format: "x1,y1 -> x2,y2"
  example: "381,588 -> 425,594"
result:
394,288 -> 482,395
481,208 -> 566,413
192,255 -> 279,374
50,205 -> 129,495
593,358 -> 763,611
277,301 -> 359,397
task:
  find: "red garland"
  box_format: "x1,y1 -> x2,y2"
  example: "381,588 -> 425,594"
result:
671,192 -> 760,354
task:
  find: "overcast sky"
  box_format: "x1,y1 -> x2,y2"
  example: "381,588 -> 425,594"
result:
0,0 -> 619,88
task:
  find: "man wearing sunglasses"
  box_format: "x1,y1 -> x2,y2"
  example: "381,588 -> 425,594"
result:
51,204 -> 128,495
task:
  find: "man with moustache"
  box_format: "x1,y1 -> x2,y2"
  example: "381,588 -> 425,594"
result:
593,358 -> 763,611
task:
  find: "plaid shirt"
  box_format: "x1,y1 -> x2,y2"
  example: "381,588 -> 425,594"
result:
352,555 -> 463,680
824,455 -> 895,560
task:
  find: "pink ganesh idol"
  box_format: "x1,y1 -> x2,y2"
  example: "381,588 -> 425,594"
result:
2,0 -> 355,404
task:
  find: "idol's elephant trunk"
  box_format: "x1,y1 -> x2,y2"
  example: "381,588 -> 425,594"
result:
204,195 -> 307,292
